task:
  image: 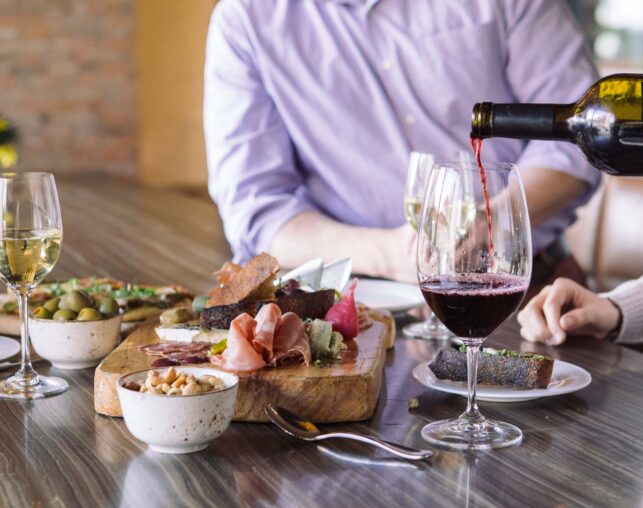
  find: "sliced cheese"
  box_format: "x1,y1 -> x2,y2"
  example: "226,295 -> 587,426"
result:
154,325 -> 227,344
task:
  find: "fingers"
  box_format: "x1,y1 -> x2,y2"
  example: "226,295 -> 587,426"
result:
519,308 -> 551,343
542,279 -> 576,345
518,288 -> 553,344
559,308 -> 586,332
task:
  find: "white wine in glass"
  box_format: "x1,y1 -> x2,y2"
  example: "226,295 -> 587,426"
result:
0,172 -> 68,399
402,152 -> 453,341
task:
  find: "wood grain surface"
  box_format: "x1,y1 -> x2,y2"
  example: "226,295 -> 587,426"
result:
0,174 -> 641,508
94,320 -> 389,423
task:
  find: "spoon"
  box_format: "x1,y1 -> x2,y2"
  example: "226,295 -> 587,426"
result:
265,404 -> 432,461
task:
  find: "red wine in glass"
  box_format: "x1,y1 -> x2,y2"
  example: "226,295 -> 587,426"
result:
420,274 -> 528,339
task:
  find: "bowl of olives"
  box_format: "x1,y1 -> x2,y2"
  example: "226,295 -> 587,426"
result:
29,289 -> 123,369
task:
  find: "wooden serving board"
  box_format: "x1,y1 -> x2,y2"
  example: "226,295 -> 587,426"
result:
94,319 -> 392,423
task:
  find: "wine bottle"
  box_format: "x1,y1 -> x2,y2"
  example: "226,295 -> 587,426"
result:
470,73 -> 643,176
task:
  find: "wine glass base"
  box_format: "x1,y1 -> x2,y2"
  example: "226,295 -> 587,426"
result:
421,418 -> 522,450
402,320 -> 453,340
0,375 -> 69,400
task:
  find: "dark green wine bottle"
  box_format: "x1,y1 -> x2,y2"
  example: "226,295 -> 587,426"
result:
471,74 -> 643,176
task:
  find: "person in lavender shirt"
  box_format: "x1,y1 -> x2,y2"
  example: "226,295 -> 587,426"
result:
203,0 -> 600,288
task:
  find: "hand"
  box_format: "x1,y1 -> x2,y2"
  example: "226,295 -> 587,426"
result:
381,224 -> 418,284
517,278 -> 621,346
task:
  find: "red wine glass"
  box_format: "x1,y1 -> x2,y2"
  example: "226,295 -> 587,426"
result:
417,161 -> 532,450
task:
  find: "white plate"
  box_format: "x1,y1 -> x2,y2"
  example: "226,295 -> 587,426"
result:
354,279 -> 424,313
412,359 -> 592,402
0,336 -> 20,362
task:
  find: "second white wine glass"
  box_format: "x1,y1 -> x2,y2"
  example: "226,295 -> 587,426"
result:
402,152 -> 452,341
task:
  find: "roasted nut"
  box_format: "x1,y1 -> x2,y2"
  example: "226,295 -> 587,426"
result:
171,375 -> 187,389
182,382 -> 200,395
165,367 -> 177,384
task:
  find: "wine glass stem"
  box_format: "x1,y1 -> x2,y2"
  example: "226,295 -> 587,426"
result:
462,341 -> 485,426
15,288 -> 38,387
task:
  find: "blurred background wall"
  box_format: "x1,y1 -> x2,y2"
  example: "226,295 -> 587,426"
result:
0,0 -> 136,177
0,0 -> 215,186
0,0 -> 640,188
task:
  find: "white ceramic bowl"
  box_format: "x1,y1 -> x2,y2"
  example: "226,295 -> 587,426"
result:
29,314 -> 122,369
116,367 -> 239,454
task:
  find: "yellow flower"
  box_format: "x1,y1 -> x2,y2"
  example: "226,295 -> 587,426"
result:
0,144 -> 18,168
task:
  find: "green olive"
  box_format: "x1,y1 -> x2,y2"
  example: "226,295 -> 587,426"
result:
159,307 -> 192,326
97,297 -> 120,317
77,307 -> 103,321
122,306 -> 161,323
53,309 -> 78,321
61,290 -> 94,313
3,301 -> 18,314
32,306 -> 53,319
43,297 -> 61,314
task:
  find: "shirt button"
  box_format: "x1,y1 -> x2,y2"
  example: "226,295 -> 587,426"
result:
382,58 -> 393,70
405,113 -> 417,126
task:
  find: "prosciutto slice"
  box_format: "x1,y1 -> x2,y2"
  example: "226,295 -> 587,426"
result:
271,312 -> 310,366
211,303 -> 310,371
252,303 -> 281,362
211,313 -> 266,372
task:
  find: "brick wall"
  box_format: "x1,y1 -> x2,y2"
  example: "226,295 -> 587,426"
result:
0,0 -> 137,177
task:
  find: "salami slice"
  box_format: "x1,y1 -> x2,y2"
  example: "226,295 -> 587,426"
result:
138,341 -> 211,356
161,351 -> 209,364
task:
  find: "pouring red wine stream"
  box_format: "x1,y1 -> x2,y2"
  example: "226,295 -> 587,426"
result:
469,137 -> 495,269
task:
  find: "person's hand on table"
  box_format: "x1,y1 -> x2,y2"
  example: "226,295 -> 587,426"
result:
382,224 -> 418,284
517,278 -> 621,346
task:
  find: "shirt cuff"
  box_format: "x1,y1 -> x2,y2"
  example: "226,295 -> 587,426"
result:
600,279 -> 643,345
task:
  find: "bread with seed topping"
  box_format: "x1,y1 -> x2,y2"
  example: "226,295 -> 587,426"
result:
429,347 -> 554,389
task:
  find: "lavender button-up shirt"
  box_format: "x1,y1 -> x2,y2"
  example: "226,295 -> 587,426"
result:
204,0 -> 600,262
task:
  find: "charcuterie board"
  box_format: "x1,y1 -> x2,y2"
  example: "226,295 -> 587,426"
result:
94,316 -> 393,423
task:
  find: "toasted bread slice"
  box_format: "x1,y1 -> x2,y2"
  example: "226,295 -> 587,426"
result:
201,289 -> 336,330
207,252 -> 280,307
429,347 -> 554,389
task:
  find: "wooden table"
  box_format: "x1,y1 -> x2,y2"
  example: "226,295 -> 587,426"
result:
0,174 -> 641,508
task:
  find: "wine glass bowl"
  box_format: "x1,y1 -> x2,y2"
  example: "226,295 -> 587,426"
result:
417,161 -> 531,450
0,172 -> 68,398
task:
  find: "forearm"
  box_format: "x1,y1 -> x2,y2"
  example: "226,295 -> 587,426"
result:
270,211 -> 406,279
520,168 -> 586,226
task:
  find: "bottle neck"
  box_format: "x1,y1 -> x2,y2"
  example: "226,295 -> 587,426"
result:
471,102 -> 575,141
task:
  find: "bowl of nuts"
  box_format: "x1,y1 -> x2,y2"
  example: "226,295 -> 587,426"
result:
116,366 -> 239,454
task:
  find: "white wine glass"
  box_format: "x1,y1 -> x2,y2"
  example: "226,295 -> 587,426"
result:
0,172 -> 68,399
417,161 -> 531,450
402,152 -> 453,340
